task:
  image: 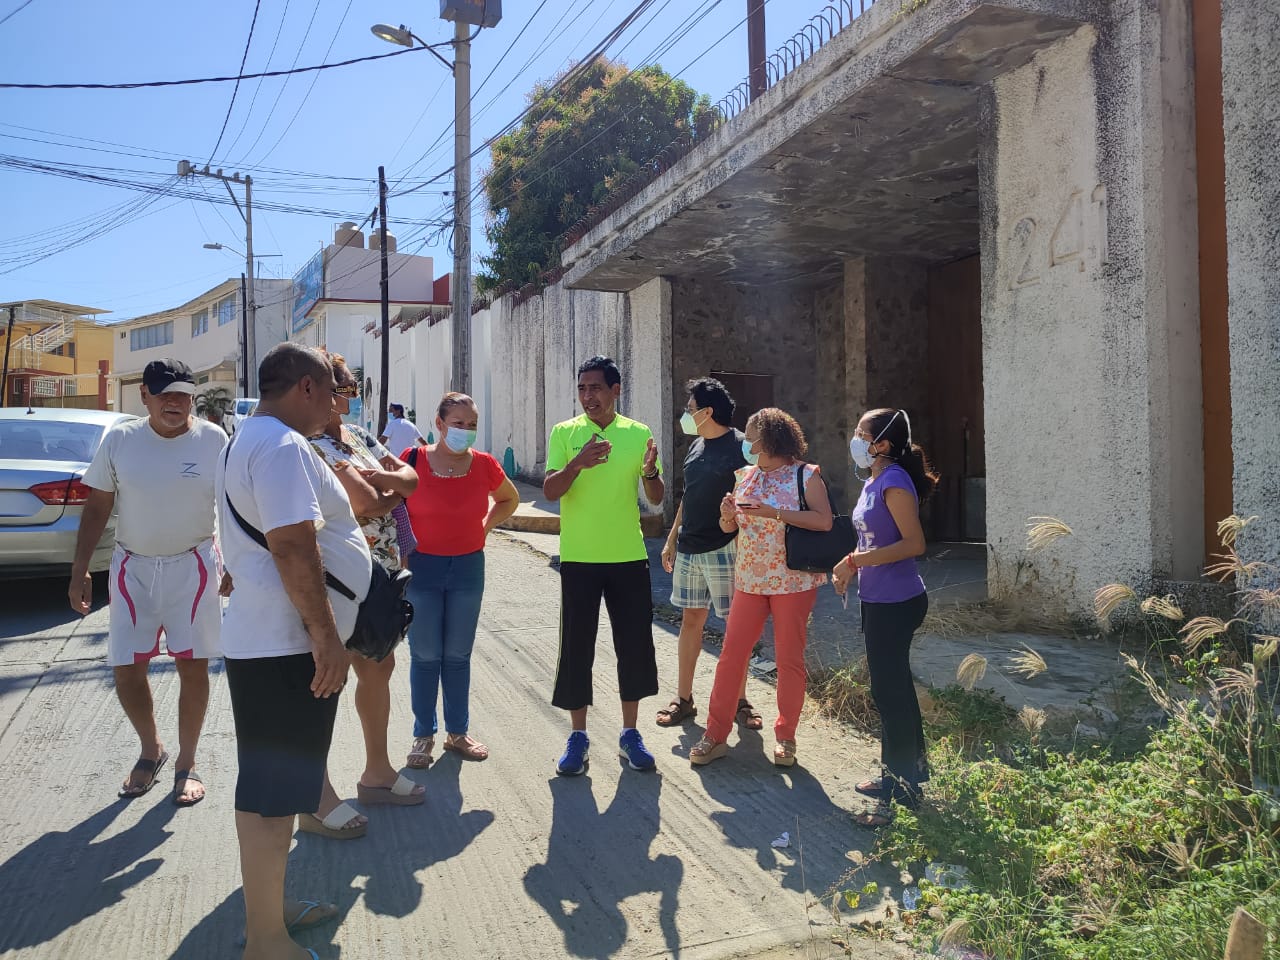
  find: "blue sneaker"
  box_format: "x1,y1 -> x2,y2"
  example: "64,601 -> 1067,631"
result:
556,731 -> 590,776
619,728 -> 656,771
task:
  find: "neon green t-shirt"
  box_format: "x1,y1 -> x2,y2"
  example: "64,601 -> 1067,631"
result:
547,413 -> 661,563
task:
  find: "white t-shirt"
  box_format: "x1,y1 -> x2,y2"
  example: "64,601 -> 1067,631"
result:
381,416 -> 424,456
216,415 -> 372,659
83,417 -> 228,557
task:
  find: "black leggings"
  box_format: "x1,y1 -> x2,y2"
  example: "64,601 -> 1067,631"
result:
862,592 -> 930,797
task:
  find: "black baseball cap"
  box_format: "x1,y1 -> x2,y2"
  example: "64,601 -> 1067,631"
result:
143,359 -> 196,396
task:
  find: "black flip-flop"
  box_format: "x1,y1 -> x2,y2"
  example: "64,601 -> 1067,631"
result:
118,751 -> 169,799
172,769 -> 204,807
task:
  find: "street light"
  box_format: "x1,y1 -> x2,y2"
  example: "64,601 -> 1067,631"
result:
371,4 -> 501,394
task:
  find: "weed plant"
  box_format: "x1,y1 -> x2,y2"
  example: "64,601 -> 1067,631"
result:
846,517 -> 1280,959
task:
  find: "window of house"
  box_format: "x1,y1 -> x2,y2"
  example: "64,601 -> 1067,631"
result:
191,309 -> 209,338
130,321 -> 174,351
217,296 -> 236,326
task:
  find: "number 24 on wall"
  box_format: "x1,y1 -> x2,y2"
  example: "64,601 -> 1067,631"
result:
1009,185 -> 1109,289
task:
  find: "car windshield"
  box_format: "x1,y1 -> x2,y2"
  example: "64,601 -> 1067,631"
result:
236,400 -> 255,415
0,420 -> 105,463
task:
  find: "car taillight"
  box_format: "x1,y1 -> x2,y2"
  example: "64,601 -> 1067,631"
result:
29,478 -> 92,506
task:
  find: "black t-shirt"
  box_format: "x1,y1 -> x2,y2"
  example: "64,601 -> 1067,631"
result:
677,429 -> 747,554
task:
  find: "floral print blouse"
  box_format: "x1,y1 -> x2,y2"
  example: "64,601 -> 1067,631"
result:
731,462 -> 828,595
309,425 -> 401,571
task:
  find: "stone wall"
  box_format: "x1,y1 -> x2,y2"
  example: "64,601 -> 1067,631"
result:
980,3 -> 1203,616
1221,1 -> 1280,574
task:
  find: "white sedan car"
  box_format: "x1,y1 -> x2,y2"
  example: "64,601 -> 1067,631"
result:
0,407 -> 136,579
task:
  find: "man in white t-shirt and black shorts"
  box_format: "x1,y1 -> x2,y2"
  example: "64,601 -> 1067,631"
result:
217,342 -> 371,959
70,358 -> 228,806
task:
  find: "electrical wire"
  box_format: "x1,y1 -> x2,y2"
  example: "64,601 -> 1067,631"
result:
233,0 -> 322,167
0,45 -> 438,90
222,0 -> 294,163
0,0 -> 37,28
210,0 -> 264,163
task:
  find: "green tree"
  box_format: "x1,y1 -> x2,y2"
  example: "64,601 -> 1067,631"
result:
194,386 -> 233,425
479,59 -> 714,292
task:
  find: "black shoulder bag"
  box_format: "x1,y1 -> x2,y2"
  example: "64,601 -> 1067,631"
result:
222,448 -> 413,662
783,464 -> 857,573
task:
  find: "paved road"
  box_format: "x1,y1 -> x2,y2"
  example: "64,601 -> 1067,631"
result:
0,537 -> 915,960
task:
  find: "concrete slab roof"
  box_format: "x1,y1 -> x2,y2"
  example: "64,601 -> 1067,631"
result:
563,0 -> 1096,291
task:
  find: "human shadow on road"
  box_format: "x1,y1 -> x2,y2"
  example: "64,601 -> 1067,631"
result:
524,771 -> 683,959
168,756 -> 495,958
681,729 -> 857,901
0,793 -> 177,951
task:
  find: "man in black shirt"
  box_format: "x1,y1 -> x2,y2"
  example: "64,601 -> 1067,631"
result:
656,378 -> 761,729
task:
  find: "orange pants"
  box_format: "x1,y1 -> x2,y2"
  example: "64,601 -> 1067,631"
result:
705,588 -> 818,743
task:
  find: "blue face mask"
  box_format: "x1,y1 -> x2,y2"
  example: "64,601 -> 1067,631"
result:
742,438 -> 760,465
443,426 -> 477,453
343,397 -> 363,424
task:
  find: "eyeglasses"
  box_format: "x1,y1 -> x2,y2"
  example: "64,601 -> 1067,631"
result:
332,385 -> 359,399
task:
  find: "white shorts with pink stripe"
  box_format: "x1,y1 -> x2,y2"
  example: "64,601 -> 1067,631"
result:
107,540 -> 221,668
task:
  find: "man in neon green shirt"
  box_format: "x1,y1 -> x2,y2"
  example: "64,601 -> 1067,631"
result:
544,356 -> 664,775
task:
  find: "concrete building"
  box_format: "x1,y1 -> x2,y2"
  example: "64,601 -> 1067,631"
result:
0,300 -> 115,409
289,223 -> 441,381
441,0 -> 1275,619
111,278 -> 291,417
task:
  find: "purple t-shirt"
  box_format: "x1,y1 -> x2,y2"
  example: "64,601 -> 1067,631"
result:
852,464 -> 927,603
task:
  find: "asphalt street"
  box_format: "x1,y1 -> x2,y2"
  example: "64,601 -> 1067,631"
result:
0,535 -> 915,960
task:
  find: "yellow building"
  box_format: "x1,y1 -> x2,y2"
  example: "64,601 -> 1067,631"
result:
0,300 -> 115,409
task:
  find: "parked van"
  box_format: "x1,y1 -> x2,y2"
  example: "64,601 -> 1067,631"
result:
226,397 -> 258,436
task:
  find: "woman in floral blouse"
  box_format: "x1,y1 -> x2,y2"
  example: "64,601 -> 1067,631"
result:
690,407 -> 832,768
306,354 -> 426,829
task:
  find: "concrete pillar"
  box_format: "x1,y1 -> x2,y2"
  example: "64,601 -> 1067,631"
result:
1221,2 -> 1280,573
979,4 -> 1204,616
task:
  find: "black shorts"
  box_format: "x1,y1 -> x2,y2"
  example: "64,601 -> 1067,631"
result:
552,560 -> 659,710
225,653 -> 340,817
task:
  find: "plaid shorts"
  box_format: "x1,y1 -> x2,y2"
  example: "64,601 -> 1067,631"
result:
670,541 -> 737,617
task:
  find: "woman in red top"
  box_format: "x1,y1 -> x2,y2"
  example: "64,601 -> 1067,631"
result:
402,392 -> 520,767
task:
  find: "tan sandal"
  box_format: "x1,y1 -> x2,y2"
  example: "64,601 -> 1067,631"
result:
443,733 -> 489,761
773,740 -> 797,767
406,736 -> 434,769
298,801 -> 368,840
689,736 -> 728,766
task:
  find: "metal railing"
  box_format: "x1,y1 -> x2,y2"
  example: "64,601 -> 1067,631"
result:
557,0 -> 880,252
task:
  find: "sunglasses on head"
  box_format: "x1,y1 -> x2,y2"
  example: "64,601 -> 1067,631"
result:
332,384 -> 359,399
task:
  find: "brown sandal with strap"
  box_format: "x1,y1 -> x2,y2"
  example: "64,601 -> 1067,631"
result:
655,697 -> 697,727
736,699 -> 764,730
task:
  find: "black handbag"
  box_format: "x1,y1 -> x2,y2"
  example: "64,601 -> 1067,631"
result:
223,488 -> 413,662
784,464 -> 857,573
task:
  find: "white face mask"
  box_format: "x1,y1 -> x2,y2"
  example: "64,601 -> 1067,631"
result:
679,411 -> 699,436
443,426 -> 477,453
850,410 -> 905,470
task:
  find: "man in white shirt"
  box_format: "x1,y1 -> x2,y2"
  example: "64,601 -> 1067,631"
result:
378,402 -> 426,454
217,342 -> 371,959
69,358 -> 228,806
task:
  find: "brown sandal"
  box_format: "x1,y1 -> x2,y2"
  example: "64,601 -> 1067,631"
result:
736,699 -> 764,730
655,697 -> 697,727
406,736 -> 434,769
443,733 -> 489,761
853,802 -> 895,828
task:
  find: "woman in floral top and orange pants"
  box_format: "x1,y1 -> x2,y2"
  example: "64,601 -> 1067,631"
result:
690,407 -> 833,767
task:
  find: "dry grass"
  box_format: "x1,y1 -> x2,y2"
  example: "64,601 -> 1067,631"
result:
957,653 -> 988,690
922,600 -> 1069,639
1009,645 -> 1048,679
807,656 -> 879,729
1094,583 -> 1137,627
1140,594 -> 1184,621
1179,615 -> 1240,654
1026,516 -> 1073,552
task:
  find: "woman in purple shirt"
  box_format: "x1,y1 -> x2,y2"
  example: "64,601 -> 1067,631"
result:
832,407 -> 938,827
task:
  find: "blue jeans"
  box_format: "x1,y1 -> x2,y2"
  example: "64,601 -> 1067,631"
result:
406,550 -> 486,738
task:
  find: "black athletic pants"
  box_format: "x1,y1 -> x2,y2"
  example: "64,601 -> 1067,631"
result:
862,592 -> 930,799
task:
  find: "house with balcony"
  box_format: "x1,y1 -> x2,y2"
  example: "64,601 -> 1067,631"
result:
110,278 -> 291,416
0,300 -> 115,409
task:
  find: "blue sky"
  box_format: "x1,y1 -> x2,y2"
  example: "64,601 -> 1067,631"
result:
0,0 -> 830,320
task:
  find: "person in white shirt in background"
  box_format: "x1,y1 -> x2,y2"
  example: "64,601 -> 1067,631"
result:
378,402 -> 426,454
217,342 -> 371,960
69,358 -> 228,807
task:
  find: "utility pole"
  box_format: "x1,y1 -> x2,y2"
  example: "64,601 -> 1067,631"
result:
1,305 -> 14,408
377,166 -> 391,439
747,0 -> 767,103
239,273 -> 249,396
452,18 -> 472,395
179,161 -> 257,393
